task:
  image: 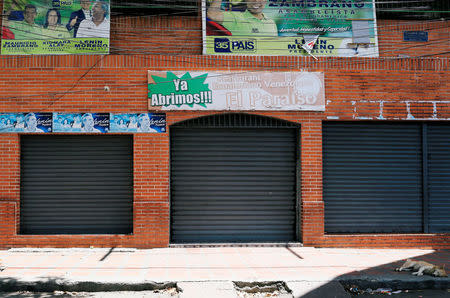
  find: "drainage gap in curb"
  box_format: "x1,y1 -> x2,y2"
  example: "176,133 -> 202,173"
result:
0,281 -> 181,294
234,281 -> 292,297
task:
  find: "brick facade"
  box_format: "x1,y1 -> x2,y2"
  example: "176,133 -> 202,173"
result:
0,12 -> 449,248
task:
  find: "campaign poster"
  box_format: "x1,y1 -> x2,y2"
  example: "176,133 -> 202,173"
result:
1,0 -> 110,55
0,112 -> 52,132
203,0 -> 379,57
110,113 -> 167,133
0,113 -> 17,132
148,71 -> 325,111
53,112 -> 83,132
53,112 -> 109,133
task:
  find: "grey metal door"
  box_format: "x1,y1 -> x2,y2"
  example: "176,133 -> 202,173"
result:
170,115 -> 298,243
323,123 -> 423,233
20,135 -> 133,235
427,124 -> 450,233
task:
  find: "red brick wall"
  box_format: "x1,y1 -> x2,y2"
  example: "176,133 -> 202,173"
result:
377,20 -> 450,58
133,133 -> 170,248
110,16 -> 202,55
0,135 -> 19,249
0,12 -> 449,248
0,54 -> 449,249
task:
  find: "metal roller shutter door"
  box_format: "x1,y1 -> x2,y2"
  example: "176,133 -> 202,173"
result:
427,124 -> 450,233
171,128 -> 297,243
323,123 -> 423,233
20,135 -> 133,235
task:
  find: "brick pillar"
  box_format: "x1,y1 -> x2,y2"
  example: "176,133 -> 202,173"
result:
300,121 -> 324,245
133,133 -> 170,248
0,134 -> 20,248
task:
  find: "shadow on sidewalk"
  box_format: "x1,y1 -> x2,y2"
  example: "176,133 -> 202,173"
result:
299,249 -> 450,298
0,248 -> 448,297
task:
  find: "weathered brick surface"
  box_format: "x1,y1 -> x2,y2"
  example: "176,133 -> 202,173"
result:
0,12 -> 448,248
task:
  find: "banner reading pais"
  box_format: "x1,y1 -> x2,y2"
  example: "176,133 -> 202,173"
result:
148,71 -> 325,111
203,0 -> 379,57
1,0 -> 110,55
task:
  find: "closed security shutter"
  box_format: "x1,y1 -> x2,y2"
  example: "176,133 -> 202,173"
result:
171,115 -> 298,243
20,135 -> 133,235
323,123 -> 423,233
427,124 -> 450,233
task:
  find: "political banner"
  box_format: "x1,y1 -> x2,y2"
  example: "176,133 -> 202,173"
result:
0,113 -> 17,132
148,71 -> 325,111
1,0 -> 110,55
110,113 -> 167,133
0,113 -> 166,133
0,112 -> 52,132
203,0 -> 379,57
53,112 -> 109,133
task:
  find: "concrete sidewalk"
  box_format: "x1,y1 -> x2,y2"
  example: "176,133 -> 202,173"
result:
0,247 -> 448,296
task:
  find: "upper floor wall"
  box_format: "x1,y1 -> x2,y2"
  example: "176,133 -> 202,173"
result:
1,0 -> 449,58
108,16 -> 449,58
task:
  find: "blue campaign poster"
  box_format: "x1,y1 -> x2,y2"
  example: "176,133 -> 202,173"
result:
2,112 -> 165,133
82,113 -> 109,133
0,112 -> 52,132
110,113 -> 139,132
54,113 -> 109,133
110,113 -> 166,133
53,113 -> 82,132
149,113 -> 166,133
0,113 -> 16,132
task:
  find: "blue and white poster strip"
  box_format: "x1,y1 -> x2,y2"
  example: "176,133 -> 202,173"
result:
0,112 -> 52,133
110,113 -> 166,133
0,113 -> 166,133
53,112 -> 110,133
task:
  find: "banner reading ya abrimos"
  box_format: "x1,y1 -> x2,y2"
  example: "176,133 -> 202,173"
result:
148,71 -> 325,111
1,0 -> 109,55
203,0 -> 379,57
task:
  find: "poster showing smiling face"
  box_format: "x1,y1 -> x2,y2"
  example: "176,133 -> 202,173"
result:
110,113 -> 166,133
0,112 -> 53,132
203,0 -> 379,57
53,113 -> 110,132
1,0 -> 110,55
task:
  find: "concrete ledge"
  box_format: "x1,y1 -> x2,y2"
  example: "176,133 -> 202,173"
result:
169,243 -> 303,248
0,280 -> 178,293
0,276 -> 447,294
178,281 -> 236,298
7,248 -> 137,253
